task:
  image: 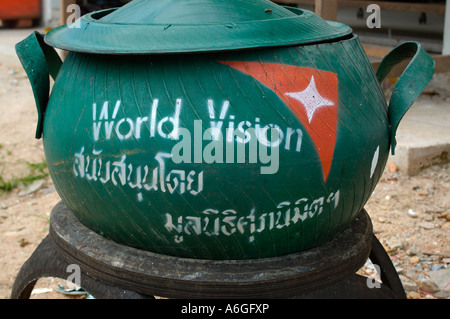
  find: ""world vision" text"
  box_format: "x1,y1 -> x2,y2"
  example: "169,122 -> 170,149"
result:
90,99 -> 305,174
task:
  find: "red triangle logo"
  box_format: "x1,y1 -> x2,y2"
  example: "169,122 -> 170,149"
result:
220,61 -> 338,180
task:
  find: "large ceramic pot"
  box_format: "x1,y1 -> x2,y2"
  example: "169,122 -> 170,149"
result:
16,0 -> 434,260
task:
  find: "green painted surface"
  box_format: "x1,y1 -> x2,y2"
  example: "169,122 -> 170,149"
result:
16,1 -> 434,260
44,0 -> 351,54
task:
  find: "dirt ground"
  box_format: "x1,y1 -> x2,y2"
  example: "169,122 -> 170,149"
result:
0,54 -> 448,299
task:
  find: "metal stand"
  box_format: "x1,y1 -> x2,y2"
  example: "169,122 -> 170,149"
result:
11,201 -> 406,299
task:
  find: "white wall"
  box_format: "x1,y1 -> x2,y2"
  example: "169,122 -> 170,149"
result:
41,0 -> 61,28
443,0 -> 450,54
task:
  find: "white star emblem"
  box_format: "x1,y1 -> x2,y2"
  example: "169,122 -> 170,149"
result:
285,76 -> 334,123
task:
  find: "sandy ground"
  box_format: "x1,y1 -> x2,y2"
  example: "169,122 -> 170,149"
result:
0,36 -> 448,299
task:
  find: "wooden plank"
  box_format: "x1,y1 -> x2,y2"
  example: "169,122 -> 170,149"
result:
363,44 -> 392,58
274,0 -> 446,14
315,0 -> 338,20
60,0 -> 77,26
59,0 -> 77,59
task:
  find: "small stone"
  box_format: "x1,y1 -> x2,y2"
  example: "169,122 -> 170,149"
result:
41,187 -> 55,195
429,267 -> 450,291
378,217 -> 386,223
0,201 -> 8,210
432,264 -> 444,271
418,279 -> 440,293
399,275 -> 417,292
407,246 -> 418,256
18,179 -> 45,197
410,256 -> 420,264
441,222 -> 450,230
419,222 -> 435,230
407,291 -> 421,299
395,266 -> 404,274
408,209 -> 418,218
386,236 -> 402,249
387,161 -> 399,172
403,282 -> 418,292
406,270 -> 420,281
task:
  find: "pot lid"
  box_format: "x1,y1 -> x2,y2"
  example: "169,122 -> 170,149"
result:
45,0 -> 352,54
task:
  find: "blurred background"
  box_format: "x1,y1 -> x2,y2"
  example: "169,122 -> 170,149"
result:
0,0 -> 448,55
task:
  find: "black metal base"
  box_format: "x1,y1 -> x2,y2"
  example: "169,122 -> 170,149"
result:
11,201 -> 406,299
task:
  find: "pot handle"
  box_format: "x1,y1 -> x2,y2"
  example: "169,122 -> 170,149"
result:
376,41 -> 434,155
15,31 -> 63,139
